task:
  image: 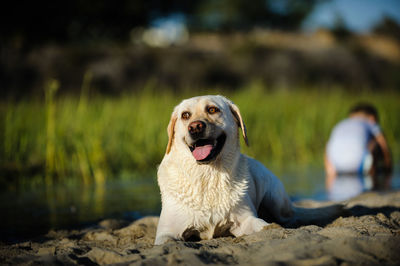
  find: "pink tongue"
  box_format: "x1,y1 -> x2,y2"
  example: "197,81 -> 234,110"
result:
192,145 -> 213,160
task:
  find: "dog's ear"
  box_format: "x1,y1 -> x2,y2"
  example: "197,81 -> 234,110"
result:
166,111 -> 177,154
229,102 -> 249,146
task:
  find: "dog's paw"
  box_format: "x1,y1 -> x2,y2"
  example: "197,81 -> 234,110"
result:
232,216 -> 269,236
251,217 -> 270,232
154,234 -> 180,245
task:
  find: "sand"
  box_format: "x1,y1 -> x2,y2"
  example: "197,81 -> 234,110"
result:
1,191 -> 400,265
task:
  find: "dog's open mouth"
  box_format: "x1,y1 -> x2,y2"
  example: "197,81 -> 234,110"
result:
189,133 -> 226,163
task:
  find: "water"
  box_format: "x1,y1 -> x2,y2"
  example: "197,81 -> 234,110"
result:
1,166 -> 399,243
0,175 -> 161,242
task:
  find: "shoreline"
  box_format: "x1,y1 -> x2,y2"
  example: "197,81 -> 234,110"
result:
1,190 -> 400,265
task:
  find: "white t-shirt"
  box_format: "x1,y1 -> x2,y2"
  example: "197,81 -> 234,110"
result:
326,117 -> 381,173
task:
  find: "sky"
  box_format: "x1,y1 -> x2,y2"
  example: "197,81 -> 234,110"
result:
303,0 -> 400,32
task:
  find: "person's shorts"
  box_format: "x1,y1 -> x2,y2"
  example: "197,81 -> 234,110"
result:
329,152 -> 372,175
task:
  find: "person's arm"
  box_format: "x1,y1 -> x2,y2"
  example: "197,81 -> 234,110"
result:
324,150 -> 336,191
374,133 -> 392,173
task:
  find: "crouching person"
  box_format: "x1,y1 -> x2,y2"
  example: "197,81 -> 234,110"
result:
325,103 -> 392,201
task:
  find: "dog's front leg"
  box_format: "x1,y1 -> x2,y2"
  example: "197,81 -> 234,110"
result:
155,212 -> 185,245
230,196 -> 269,237
155,200 -> 188,245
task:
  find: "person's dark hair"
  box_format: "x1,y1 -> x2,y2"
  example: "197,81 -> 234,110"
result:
349,103 -> 379,122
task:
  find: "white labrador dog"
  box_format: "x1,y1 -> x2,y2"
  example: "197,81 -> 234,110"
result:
155,95 -> 340,245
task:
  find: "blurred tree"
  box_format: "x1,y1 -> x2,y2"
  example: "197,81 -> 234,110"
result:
194,0 -> 319,31
331,13 -> 352,40
373,15 -> 400,40
0,0 -> 199,47
0,0 -> 320,47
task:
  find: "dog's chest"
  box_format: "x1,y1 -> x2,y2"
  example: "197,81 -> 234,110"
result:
167,167 -> 247,226
175,171 -> 245,240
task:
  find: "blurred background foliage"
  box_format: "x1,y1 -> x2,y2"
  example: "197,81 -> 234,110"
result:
2,87 -> 399,185
1,0 -> 318,45
1,0 -> 400,98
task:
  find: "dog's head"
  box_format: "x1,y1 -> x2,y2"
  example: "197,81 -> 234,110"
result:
165,95 -> 248,164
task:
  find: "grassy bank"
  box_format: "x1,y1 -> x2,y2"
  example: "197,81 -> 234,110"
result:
1,85 -> 399,186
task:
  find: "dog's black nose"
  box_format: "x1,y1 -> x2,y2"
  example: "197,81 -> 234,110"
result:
188,120 -> 206,137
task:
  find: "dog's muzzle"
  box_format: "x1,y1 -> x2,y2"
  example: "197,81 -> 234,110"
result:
187,120 -> 226,163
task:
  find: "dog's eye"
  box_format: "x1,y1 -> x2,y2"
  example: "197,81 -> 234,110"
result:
207,106 -> 220,114
181,112 -> 191,120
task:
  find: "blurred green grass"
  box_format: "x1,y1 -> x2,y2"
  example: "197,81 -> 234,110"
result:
1,82 -> 399,185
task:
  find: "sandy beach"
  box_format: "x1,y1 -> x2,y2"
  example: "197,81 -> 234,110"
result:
1,190 -> 400,265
